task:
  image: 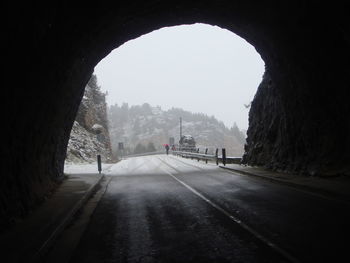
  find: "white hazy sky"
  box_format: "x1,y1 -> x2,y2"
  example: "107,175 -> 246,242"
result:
94,23 -> 265,130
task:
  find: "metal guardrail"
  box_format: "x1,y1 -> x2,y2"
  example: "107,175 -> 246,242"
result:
172,150 -> 241,166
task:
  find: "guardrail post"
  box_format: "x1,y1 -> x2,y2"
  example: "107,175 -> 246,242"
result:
222,148 -> 226,166
97,154 -> 102,174
197,148 -> 200,161
205,148 -> 208,164
215,148 -> 219,165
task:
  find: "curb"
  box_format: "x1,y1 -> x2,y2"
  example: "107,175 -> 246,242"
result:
219,165 -> 300,186
32,174 -> 105,262
219,165 -> 350,204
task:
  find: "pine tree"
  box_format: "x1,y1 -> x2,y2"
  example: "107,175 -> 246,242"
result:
134,143 -> 146,154
146,142 -> 156,152
231,122 -> 246,144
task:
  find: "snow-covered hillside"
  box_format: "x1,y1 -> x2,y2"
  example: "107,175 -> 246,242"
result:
108,103 -> 246,157
65,75 -> 113,164
66,121 -> 112,163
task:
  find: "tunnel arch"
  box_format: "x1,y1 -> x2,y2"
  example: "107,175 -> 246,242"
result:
94,22 -> 265,134
3,2 -> 349,226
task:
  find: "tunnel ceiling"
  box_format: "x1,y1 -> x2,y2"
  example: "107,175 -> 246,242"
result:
2,1 -> 349,227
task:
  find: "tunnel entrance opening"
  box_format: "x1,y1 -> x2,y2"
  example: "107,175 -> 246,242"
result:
65,23 -> 265,165
3,2 -> 350,231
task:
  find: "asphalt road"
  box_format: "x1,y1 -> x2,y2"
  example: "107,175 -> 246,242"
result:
69,155 -> 350,263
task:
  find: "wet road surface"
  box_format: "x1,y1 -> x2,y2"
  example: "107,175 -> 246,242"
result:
70,155 -> 350,263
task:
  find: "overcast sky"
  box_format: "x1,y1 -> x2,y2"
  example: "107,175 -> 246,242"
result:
94,23 -> 265,130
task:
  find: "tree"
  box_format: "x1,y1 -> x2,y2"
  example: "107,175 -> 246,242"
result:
120,103 -> 129,123
141,103 -> 152,115
88,74 -> 99,91
134,143 -> 146,154
133,118 -> 141,135
88,74 -> 105,104
231,122 -> 246,144
146,142 -> 156,152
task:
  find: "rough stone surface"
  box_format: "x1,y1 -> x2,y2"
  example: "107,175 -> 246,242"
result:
66,121 -> 112,164
2,1 -> 350,228
243,69 -> 350,177
65,78 -> 113,164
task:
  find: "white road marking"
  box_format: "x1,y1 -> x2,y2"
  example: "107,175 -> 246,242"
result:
169,155 -> 350,206
155,156 -> 300,263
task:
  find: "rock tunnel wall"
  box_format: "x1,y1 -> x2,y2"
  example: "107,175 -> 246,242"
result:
2,2 -> 350,229
243,70 -> 350,176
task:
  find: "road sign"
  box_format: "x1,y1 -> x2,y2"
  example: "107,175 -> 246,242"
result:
118,142 -> 124,150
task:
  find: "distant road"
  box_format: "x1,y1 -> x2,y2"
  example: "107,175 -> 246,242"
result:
123,151 -> 165,158
70,155 -> 349,263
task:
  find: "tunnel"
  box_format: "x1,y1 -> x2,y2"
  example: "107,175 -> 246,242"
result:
2,2 -> 349,228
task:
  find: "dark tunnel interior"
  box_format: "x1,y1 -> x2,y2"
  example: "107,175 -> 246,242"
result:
2,1 -> 349,228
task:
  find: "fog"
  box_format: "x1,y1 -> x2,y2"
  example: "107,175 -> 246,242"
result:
94,23 -> 265,130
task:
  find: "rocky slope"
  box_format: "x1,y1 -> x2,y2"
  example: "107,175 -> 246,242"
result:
65,75 -> 112,163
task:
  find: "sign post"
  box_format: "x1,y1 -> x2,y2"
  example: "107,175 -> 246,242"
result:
97,154 -> 102,174
222,148 -> 226,166
118,142 -> 124,159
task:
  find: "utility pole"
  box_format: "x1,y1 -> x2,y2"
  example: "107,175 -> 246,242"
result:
179,117 -> 182,151
180,117 -> 182,139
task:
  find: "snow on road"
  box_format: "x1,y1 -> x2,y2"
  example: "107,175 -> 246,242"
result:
101,154 -> 220,176
64,162 -> 115,174
63,154 -> 220,176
